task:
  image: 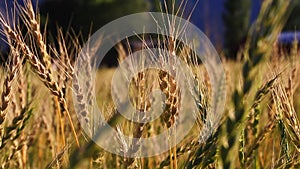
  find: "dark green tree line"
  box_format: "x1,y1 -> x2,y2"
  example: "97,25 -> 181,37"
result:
40,0 -> 150,36
222,0 -> 251,59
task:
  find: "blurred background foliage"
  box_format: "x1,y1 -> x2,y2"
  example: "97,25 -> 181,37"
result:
40,0 -> 300,59
0,0 -> 299,60
222,0 -> 251,59
222,0 -> 300,59
284,0 -> 300,31
40,0 -> 151,37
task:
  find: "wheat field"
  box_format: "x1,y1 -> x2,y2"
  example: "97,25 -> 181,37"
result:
0,0 -> 300,168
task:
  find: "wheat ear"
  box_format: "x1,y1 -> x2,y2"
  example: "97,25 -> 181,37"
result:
0,15 -> 80,147
122,71 -> 151,168
0,48 -> 22,139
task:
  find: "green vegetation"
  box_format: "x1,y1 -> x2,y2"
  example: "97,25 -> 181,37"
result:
40,0 -> 150,36
223,0 -> 251,59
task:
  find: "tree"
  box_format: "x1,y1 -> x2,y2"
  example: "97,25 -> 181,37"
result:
223,0 -> 251,59
40,0 -> 150,36
284,1 -> 300,31
39,0 -> 150,67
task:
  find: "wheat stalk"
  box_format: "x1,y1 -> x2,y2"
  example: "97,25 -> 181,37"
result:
0,10 -> 80,147
273,83 -> 300,151
221,0 -> 293,167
